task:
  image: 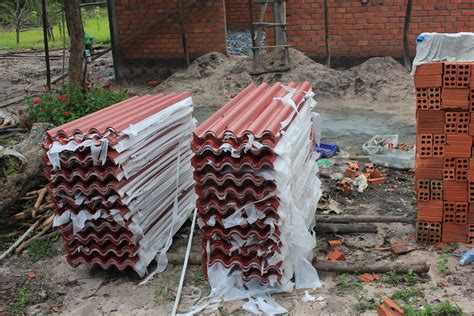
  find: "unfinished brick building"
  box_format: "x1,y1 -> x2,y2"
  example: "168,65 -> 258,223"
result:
107,0 -> 474,81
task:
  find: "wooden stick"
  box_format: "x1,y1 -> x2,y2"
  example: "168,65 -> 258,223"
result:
6,203 -> 53,224
15,220 -> 53,254
166,253 -> 430,274
33,188 -> 48,218
316,223 -> 378,234
314,259 -> 430,274
317,215 -> 416,224
0,216 -> 44,262
26,189 -> 40,196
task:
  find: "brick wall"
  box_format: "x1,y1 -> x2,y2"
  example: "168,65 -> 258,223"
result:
224,0 -> 474,58
113,0 -> 227,80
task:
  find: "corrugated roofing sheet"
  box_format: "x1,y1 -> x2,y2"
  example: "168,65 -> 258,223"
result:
193,82 -> 315,285
44,94 -> 196,276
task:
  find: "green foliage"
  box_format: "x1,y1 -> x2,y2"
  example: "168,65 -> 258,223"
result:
436,254 -> 450,273
336,273 -> 362,295
392,287 -> 424,305
383,271 -> 399,286
10,286 -> 29,315
154,287 -> 173,302
27,85 -> 128,126
404,300 -> 465,316
28,239 -> 57,262
382,269 -> 420,286
0,7 -> 110,49
355,296 -> 379,313
404,268 -> 419,286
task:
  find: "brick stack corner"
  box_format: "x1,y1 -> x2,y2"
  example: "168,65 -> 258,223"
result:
415,61 -> 474,245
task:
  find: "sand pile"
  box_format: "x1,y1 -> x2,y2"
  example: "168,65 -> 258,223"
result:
155,49 -> 415,120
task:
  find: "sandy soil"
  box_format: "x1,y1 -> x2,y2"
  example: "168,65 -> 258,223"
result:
0,48 -> 472,315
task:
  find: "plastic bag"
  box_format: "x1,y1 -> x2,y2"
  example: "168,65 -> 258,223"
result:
362,135 -> 415,170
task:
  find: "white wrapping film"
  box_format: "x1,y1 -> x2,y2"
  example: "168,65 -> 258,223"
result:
411,32 -> 474,75
184,88 -> 322,315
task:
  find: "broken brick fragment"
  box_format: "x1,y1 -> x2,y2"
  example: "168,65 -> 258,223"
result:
339,179 -> 352,194
358,273 -> 381,283
326,250 -> 346,261
368,177 -> 387,184
377,298 -> 404,316
328,240 -> 343,247
390,243 -> 408,254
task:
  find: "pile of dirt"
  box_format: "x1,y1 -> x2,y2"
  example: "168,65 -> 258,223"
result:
155,49 -> 415,116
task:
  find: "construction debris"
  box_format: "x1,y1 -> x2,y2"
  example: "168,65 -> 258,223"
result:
326,250 -> 346,261
377,298 -> 404,316
42,93 -> 196,276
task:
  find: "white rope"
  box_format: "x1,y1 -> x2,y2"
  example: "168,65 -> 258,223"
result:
172,207 -> 198,316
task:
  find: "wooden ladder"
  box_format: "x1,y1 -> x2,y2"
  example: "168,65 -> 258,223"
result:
251,0 -> 290,71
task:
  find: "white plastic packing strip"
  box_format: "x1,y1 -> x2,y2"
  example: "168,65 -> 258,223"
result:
47,138 -> 109,170
182,88 -> 322,315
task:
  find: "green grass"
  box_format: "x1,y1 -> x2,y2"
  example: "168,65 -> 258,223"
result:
28,239 -> 57,262
0,9 -> 110,49
10,287 -> 30,315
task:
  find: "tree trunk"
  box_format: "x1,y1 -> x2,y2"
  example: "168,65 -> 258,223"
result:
324,0 -> 331,67
15,0 -> 20,44
403,0 -> 413,71
64,0 -> 85,86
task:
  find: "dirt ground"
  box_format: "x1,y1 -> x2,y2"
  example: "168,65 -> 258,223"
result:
1,48 -> 473,315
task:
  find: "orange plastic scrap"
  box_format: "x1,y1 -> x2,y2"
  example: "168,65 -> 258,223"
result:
326,250 -> 346,261
377,298 -> 404,316
390,243 -> 409,254
328,240 -> 343,247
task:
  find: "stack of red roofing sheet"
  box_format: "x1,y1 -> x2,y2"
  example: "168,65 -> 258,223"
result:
43,93 -> 196,276
192,82 -> 321,286
415,62 -> 474,244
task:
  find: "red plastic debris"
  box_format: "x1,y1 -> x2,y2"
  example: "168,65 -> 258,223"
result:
326,250 -> 346,261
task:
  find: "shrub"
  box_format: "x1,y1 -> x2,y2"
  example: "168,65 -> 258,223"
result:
27,85 -> 128,126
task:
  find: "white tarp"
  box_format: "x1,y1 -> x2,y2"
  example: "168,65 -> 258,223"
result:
411,32 -> 474,75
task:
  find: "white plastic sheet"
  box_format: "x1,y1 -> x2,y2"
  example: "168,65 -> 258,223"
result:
411,32 -> 474,75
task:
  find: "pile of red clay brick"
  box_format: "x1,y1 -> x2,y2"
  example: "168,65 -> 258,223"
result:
415,62 -> 474,244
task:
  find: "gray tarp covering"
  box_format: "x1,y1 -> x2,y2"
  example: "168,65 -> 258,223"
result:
411,32 -> 474,75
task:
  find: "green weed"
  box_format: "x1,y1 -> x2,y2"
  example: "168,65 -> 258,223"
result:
355,296 -> 379,313
383,271 -> 399,286
404,300 -> 465,316
436,254 -> 449,273
392,287 -> 424,305
404,269 -> 419,286
10,287 -> 29,315
28,239 -> 57,262
154,287 -> 173,302
336,273 -> 362,295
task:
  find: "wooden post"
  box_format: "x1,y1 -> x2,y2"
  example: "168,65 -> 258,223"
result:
177,0 -> 190,67
273,0 -> 284,46
403,0 -> 413,71
42,0 -> 51,89
64,0 -> 85,86
324,0 -> 331,67
248,0 -> 256,49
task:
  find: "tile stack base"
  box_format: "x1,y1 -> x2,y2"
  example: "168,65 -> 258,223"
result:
415,61 -> 474,244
